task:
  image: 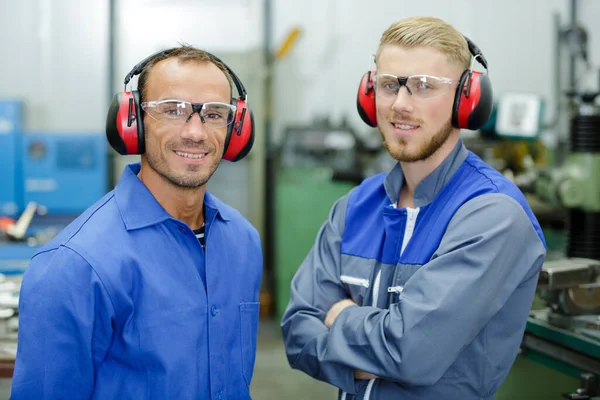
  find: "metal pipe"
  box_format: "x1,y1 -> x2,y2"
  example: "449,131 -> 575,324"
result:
263,0 -> 276,314
546,12 -> 561,130
107,0 -> 117,189
108,0 -> 116,105
569,0 -> 578,92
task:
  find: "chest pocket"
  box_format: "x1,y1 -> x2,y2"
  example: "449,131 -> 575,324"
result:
340,255 -> 375,306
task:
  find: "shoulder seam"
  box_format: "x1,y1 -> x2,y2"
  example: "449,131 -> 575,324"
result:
30,194 -> 116,260
62,243 -> 119,319
64,193 -> 115,245
464,156 -> 500,193
457,192 -> 546,248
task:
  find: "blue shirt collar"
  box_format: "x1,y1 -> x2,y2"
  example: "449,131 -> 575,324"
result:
114,163 -> 230,231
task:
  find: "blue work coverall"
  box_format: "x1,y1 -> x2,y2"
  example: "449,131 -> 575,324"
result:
11,163 -> 263,399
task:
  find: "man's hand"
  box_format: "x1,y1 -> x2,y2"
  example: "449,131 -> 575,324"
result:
325,300 -> 378,380
354,370 -> 378,380
324,299 -> 356,328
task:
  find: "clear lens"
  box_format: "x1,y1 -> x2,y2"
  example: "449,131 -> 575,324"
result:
374,74 -> 453,100
202,103 -> 236,126
141,100 -> 236,128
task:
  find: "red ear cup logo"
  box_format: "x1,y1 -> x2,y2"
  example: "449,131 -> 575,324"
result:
106,91 -> 144,155
223,99 -> 254,162
356,72 -> 377,127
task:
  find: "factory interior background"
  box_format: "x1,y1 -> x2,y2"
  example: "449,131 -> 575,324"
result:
2,0 -> 600,398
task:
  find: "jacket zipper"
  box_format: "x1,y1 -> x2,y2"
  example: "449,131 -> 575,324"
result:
362,207 -> 419,400
341,207 -> 419,400
362,269 -> 380,400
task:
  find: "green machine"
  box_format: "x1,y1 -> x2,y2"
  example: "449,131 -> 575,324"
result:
273,119 -> 382,318
466,89 -> 600,398
275,166 -> 355,318
512,91 -> 600,399
535,92 -> 600,243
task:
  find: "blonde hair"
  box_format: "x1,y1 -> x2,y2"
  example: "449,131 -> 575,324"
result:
376,16 -> 471,70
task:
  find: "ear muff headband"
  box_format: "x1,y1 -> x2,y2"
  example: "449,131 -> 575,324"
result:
451,36 -> 493,130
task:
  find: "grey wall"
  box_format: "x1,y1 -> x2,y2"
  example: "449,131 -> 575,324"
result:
0,0 -> 109,132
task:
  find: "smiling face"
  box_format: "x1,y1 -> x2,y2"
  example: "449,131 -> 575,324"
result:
375,44 -> 463,163
141,58 -> 231,189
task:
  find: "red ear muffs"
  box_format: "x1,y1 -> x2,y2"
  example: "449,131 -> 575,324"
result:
356,71 -> 377,127
106,90 -> 145,155
106,49 -> 255,161
223,98 -> 255,162
451,70 -> 493,130
356,36 -> 493,131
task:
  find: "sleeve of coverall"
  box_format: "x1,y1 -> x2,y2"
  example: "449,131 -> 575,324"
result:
11,244 -> 115,399
280,194 -> 358,394
322,193 -> 547,386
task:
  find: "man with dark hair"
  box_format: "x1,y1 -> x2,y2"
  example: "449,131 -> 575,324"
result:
11,45 -> 263,399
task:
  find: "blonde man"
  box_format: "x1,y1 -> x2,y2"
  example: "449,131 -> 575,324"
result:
281,16 -> 545,399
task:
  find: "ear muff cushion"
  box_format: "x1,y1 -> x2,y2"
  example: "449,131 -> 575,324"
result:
356,72 -> 377,127
231,110 -> 255,162
105,91 -> 145,155
452,71 -> 471,129
452,71 -> 493,130
106,93 -> 128,155
223,99 -> 254,162
132,91 -> 146,154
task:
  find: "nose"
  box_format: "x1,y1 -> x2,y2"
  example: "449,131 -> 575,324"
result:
391,86 -> 414,114
180,112 -> 208,141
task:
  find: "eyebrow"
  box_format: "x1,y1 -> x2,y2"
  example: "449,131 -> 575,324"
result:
153,97 -> 188,102
153,97 -> 231,104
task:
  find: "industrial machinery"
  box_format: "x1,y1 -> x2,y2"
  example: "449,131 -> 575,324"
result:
515,90 -> 600,399
0,99 -> 109,374
0,130 -> 108,260
535,92 -> 600,261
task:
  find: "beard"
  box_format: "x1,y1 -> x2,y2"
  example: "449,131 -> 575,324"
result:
381,116 -> 453,162
144,137 -> 222,189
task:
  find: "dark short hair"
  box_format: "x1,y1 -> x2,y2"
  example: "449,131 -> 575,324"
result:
137,44 -> 234,103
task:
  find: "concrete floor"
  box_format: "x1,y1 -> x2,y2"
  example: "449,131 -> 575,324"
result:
251,318 -> 337,399
0,381 -> 8,400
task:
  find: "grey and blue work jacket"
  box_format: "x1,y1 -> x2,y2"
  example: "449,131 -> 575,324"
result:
281,140 -> 546,400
